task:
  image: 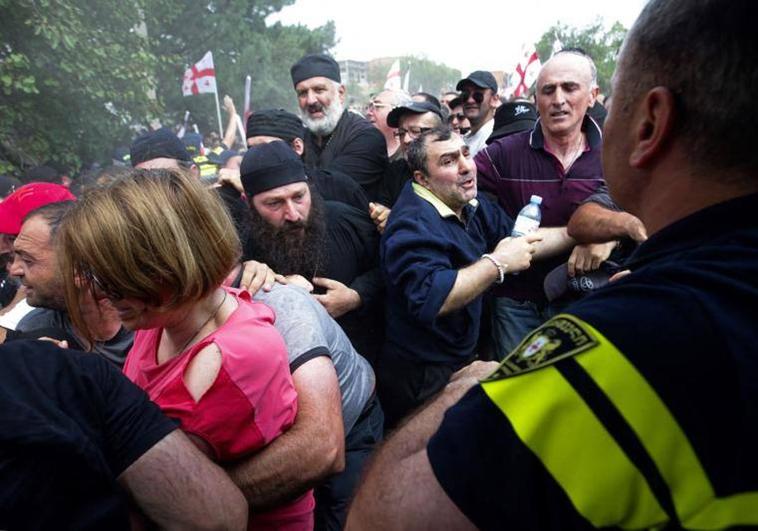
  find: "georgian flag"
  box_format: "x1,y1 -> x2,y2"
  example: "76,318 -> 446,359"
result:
384,59 -> 401,91
182,51 -> 217,96
513,44 -> 542,98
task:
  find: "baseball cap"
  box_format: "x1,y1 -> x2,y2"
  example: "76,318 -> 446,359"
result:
487,101 -> 538,144
387,101 -> 443,128
0,183 -> 76,235
208,149 -> 242,168
456,70 -> 498,92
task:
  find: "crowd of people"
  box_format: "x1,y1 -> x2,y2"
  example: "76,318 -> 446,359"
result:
1,0 -> 757,528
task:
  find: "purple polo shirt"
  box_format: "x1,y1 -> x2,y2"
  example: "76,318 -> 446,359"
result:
475,115 -> 605,303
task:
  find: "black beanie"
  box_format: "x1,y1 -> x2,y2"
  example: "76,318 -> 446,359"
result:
246,109 -> 305,141
130,128 -> 192,167
240,141 -> 308,197
290,53 -> 341,87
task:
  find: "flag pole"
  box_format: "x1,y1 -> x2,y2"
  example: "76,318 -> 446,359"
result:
213,89 -> 223,138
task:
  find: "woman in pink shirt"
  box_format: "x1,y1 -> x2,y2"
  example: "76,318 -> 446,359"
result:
58,169 -> 313,530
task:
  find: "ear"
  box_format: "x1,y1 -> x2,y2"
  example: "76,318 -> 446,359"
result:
338,84 -> 346,104
190,164 -> 201,179
291,138 -> 305,156
589,85 -> 599,107
413,170 -> 429,188
629,87 -> 676,168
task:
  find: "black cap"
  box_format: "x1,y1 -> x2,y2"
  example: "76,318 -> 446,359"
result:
130,128 -> 192,167
246,109 -> 305,142
181,132 -> 203,155
0,175 -> 22,198
240,141 -> 308,197
544,261 -> 619,303
290,53 -> 341,87
112,146 -> 131,166
487,101 -> 538,144
456,70 -> 498,92
387,101 -> 443,128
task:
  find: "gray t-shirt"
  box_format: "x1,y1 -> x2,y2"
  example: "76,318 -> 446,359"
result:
16,308 -> 133,368
254,284 -> 375,434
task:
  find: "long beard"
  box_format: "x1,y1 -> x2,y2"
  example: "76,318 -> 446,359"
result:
246,191 -> 328,279
300,98 -> 344,137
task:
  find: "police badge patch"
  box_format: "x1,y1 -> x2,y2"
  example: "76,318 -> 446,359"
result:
484,314 -> 599,381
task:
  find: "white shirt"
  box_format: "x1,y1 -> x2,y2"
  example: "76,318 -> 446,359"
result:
464,118 -> 495,157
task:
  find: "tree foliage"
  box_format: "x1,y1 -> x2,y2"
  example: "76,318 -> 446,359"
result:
0,0 -> 335,175
535,18 -> 627,95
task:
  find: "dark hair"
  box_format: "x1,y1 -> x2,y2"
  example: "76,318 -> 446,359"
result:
621,0 -> 758,173
406,126 -> 454,176
23,201 -> 75,239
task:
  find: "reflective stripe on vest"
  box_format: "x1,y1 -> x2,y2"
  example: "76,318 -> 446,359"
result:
481,314 -> 758,529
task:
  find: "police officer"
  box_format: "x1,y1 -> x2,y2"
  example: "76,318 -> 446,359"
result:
346,1 -> 758,529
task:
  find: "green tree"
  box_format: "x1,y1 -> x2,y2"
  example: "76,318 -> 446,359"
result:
535,19 -> 627,95
0,0 -> 336,175
0,0 -> 161,174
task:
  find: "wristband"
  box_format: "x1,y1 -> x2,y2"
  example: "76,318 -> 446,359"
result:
481,253 -> 507,284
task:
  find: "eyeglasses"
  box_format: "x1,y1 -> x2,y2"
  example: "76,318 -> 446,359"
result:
367,101 -> 392,112
82,269 -> 123,301
448,113 -> 466,122
461,91 -> 485,104
395,126 -> 433,139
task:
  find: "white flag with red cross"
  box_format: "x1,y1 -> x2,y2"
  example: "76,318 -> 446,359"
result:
512,44 -> 542,98
384,59 -> 401,91
182,51 -> 217,96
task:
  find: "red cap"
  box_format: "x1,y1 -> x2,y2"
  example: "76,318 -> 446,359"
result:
0,183 -> 76,235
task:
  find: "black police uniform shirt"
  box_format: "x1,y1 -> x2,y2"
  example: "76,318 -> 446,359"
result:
427,193 -> 758,530
0,341 -> 176,530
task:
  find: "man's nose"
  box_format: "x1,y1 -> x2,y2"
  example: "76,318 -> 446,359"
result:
306,90 -> 319,106
283,201 -> 301,221
9,254 -> 23,277
459,154 -> 475,174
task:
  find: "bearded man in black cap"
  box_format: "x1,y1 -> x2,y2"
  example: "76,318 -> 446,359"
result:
237,141 -> 384,367
290,53 -> 388,203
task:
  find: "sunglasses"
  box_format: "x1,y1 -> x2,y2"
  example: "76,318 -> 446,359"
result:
461,91 -> 485,104
367,101 -> 392,111
82,269 -> 123,301
448,113 -> 466,122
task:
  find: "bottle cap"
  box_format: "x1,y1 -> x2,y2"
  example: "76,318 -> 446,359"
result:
530,195 -> 543,205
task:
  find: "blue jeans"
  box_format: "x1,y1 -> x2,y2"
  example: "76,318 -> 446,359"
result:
491,297 -> 561,360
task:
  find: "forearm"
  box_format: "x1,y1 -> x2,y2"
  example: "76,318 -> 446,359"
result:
223,111 -> 238,149
438,258 -> 498,316
533,226 -> 576,259
568,202 -> 641,243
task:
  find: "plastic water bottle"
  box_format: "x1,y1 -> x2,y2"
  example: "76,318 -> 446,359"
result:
511,195 -> 543,237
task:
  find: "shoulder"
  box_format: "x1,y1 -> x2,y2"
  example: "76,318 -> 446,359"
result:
16,307 -> 62,332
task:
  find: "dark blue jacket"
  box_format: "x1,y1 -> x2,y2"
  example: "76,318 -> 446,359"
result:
381,181 -> 512,366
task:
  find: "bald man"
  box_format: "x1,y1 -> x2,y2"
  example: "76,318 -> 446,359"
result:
474,50 -> 606,357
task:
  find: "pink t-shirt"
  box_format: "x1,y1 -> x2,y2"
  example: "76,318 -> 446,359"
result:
123,287 -> 314,530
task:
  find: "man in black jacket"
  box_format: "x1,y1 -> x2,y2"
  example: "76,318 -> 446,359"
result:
290,53 -> 389,203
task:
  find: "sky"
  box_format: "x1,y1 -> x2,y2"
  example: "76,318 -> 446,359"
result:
268,0 -> 648,74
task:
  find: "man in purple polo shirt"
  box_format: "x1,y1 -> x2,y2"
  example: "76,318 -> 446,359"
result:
475,50 -> 605,356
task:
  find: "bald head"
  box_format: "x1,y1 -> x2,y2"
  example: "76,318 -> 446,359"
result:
535,52 -> 597,139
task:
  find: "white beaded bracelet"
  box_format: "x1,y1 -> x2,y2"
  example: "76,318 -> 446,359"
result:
481,253 -> 507,284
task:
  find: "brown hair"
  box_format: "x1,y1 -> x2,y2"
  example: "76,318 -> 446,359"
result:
59,168 -> 240,339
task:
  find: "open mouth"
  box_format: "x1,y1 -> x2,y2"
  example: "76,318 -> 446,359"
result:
459,176 -> 475,189
550,110 -> 570,119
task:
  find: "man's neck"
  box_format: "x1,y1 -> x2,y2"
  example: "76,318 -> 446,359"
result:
634,152 -> 758,236
468,111 -> 494,135
543,126 -> 586,171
